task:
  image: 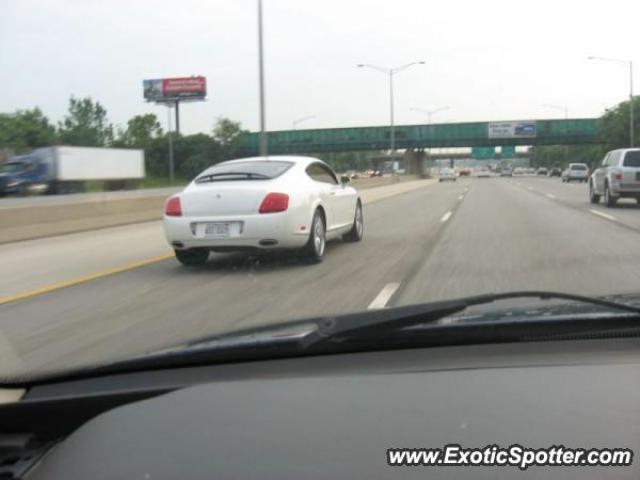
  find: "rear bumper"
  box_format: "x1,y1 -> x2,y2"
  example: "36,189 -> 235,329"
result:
163,212 -> 309,250
611,182 -> 640,197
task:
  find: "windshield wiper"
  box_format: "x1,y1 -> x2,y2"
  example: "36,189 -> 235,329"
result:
309,290 -> 640,344
196,172 -> 270,183
38,291 -> 640,384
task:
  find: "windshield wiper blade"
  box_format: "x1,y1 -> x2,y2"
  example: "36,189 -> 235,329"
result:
310,290 -> 640,344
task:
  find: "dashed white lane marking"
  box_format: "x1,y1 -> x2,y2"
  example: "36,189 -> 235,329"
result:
589,209 -> 616,221
441,211 -> 453,223
527,186 -> 534,191
368,282 -> 401,310
545,193 -> 556,199
458,195 -> 464,201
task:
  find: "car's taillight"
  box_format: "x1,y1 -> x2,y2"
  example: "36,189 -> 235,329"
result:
612,170 -> 623,181
259,193 -> 289,214
165,196 -> 182,216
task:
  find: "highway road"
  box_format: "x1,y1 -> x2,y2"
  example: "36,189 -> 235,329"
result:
3,175 -> 640,380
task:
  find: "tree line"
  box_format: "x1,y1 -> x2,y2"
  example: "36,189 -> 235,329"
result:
531,96 -> 640,169
0,97 -> 246,181
3,95 -> 638,178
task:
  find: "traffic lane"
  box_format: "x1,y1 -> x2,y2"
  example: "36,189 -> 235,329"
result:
395,177 -> 640,306
513,176 -> 640,231
0,221 -> 171,298
0,180 -> 470,378
0,178 -> 433,299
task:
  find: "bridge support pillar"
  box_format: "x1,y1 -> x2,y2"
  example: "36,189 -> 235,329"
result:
403,150 -> 435,177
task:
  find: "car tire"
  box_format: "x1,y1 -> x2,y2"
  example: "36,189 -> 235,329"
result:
174,248 -> 209,266
343,201 -> 363,242
589,181 -> 600,204
302,209 -> 326,263
604,182 -> 617,208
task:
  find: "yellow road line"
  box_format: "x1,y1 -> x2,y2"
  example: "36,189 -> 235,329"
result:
0,252 -> 174,306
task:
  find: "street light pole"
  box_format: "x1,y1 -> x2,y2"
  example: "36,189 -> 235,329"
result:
588,56 -> 635,147
389,70 -> 395,162
292,115 -> 316,130
358,61 -> 425,169
257,0 -> 267,156
630,61 -> 635,148
410,106 -> 450,125
165,103 -> 175,184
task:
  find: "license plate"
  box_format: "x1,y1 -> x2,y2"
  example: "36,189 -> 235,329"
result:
204,223 -> 229,237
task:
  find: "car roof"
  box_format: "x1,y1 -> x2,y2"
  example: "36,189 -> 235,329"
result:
223,156 -> 326,168
611,148 -> 640,153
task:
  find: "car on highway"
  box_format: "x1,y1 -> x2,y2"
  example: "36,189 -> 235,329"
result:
163,156 -> 363,265
548,167 -> 562,177
500,167 -> 513,177
438,168 -> 457,182
458,168 -> 471,177
562,163 -> 589,183
536,167 -> 548,176
473,167 -> 491,178
589,148 -> 640,207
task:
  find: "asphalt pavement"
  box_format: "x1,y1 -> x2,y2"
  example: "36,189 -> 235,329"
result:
3,175 -> 640,380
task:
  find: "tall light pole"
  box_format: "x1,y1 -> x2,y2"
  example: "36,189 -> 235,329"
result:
165,103 -> 175,183
588,56 -> 635,147
293,115 -> 316,130
257,0 -> 267,156
358,61 -> 426,166
541,104 -> 569,163
410,106 -> 449,125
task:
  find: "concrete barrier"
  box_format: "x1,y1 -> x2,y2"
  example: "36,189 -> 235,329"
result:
0,176 -> 420,244
0,189 -> 180,244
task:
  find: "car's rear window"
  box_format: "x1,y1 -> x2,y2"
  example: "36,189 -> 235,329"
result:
623,151 -> 640,167
570,164 -> 587,170
196,161 -> 293,183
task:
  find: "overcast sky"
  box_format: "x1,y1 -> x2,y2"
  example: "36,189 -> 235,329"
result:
1,0 -> 638,135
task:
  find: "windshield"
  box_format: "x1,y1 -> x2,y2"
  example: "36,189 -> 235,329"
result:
623,151 -> 640,167
0,163 -> 25,174
195,160 -> 293,183
1,0 -> 640,383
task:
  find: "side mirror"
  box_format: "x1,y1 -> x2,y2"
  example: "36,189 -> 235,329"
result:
340,175 -> 351,184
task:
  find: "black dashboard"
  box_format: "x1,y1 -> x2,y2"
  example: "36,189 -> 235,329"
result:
7,337 -> 640,479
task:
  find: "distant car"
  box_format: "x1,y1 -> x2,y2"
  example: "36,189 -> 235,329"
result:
500,167 -> 513,177
474,167 -> 491,178
163,156 -> 363,265
548,168 -> 562,177
458,169 -> 471,177
589,148 -> 640,207
562,163 -> 589,183
438,168 -> 457,182
536,168 -> 548,176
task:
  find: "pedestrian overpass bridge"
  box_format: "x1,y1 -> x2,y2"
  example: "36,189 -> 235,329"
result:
237,118 -> 600,156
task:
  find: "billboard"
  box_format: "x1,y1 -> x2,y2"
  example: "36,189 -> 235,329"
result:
488,121 -> 537,139
143,76 -> 207,101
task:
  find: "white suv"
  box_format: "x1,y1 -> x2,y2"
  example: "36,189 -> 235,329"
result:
562,163 -> 589,183
589,149 -> 640,207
